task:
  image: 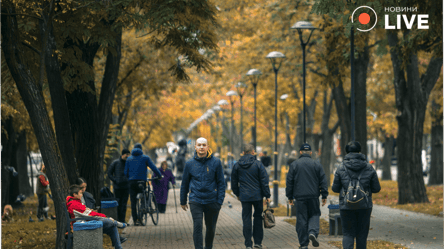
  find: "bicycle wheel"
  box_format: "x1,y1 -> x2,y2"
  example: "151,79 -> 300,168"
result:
149,192 -> 159,225
136,195 -> 147,226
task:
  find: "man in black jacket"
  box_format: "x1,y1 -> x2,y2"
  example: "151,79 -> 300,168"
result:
286,143 -> 328,249
108,149 -> 131,223
231,144 -> 271,249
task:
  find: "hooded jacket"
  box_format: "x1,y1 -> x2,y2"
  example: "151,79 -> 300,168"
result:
231,154 -> 271,202
66,196 -> 105,225
286,154 -> 328,200
108,157 -> 129,189
180,149 -> 225,205
124,148 -> 162,181
332,153 -> 381,210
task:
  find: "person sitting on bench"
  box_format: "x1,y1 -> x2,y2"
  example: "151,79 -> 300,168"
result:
66,185 -> 127,248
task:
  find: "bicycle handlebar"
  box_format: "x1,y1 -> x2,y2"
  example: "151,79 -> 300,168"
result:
147,175 -> 163,181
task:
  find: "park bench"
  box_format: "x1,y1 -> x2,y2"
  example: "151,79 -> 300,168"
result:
328,204 -> 342,236
64,204 -> 102,249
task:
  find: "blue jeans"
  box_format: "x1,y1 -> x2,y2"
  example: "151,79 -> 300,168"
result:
340,208 -> 372,249
241,200 -> 264,247
102,218 -> 122,249
295,199 -> 320,247
190,202 -> 221,249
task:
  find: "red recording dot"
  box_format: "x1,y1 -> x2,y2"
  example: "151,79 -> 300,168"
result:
359,13 -> 370,25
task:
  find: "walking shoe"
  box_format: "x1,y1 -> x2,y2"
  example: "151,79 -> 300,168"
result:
38,217 -> 44,222
254,245 -> 262,248
120,237 -> 128,244
309,233 -> 319,247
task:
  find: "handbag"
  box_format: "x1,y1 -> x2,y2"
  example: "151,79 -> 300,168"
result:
262,202 -> 275,229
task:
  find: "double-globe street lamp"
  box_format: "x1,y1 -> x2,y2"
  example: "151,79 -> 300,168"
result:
246,69 -> 262,152
291,21 -> 316,144
226,90 -> 238,164
266,51 -> 285,208
235,82 -> 248,154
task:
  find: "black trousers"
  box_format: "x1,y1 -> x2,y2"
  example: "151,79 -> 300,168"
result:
241,200 -> 264,247
340,208 -> 372,249
37,194 -> 48,218
114,187 -> 129,223
129,180 -> 145,223
295,199 -> 320,247
190,202 -> 221,249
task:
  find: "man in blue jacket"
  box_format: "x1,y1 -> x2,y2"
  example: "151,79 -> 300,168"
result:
124,143 -> 162,226
180,137 -> 225,249
231,143 -> 270,249
286,143 -> 328,249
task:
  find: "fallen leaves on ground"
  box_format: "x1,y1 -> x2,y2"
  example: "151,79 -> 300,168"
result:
328,240 -> 408,248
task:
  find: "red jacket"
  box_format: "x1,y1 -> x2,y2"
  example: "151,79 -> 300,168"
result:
39,175 -> 49,187
66,196 -> 106,221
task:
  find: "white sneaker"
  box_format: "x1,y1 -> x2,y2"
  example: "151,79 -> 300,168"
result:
309,234 -> 319,247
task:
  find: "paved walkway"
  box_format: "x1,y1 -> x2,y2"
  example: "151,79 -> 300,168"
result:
123,188 -> 335,249
271,187 -> 443,249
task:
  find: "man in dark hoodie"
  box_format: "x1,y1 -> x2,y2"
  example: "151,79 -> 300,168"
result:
180,137 -> 225,249
108,149 -> 131,223
124,143 -> 162,226
332,141 -> 381,249
286,143 -> 328,249
231,143 -> 270,249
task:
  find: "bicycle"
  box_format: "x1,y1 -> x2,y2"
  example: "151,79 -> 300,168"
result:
135,176 -> 161,226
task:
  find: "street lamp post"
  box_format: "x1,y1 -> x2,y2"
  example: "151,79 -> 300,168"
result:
246,69 -> 262,152
217,99 -> 229,164
226,90 -> 238,163
236,82 -> 248,153
291,21 -> 316,144
266,51 -> 285,208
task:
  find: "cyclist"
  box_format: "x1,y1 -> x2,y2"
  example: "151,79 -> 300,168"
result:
124,143 -> 162,226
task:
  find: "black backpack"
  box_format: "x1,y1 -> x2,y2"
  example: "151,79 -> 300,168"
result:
343,167 -> 369,209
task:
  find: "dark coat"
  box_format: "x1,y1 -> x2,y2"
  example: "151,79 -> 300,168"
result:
286,154 -> 328,200
180,150 -> 225,205
152,167 -> 176,204
81,191 -> 96,209
108,157 -> 129,189
124,148 -> 162,181
332,153 -> 381,210
231,154 -> 271,202
260,156 -> 272,167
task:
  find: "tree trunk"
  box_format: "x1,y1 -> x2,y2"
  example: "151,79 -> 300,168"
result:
354,43 -> 370,157
382,135 -> 394,181
17,131 -> 33,197
2,7 -> 70,247
320,90 -> 340,186
387,30 -> 442,204
428,100 -> 443,185
332,82 -> 351,157
40,17 -> 79,185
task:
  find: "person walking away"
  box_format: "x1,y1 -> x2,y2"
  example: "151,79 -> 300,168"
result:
260,151 -> 272,177
286,143 -> 328,248
231,143 -> 271,249
180,137 -> 225,249
124,143 -> 162,226
108,149 -> 131,223
152,161 -> 176,213
66,185 -> 127,248
332,141 -> 381,249
36,165 -> 50,221
286,150 -> 298,167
